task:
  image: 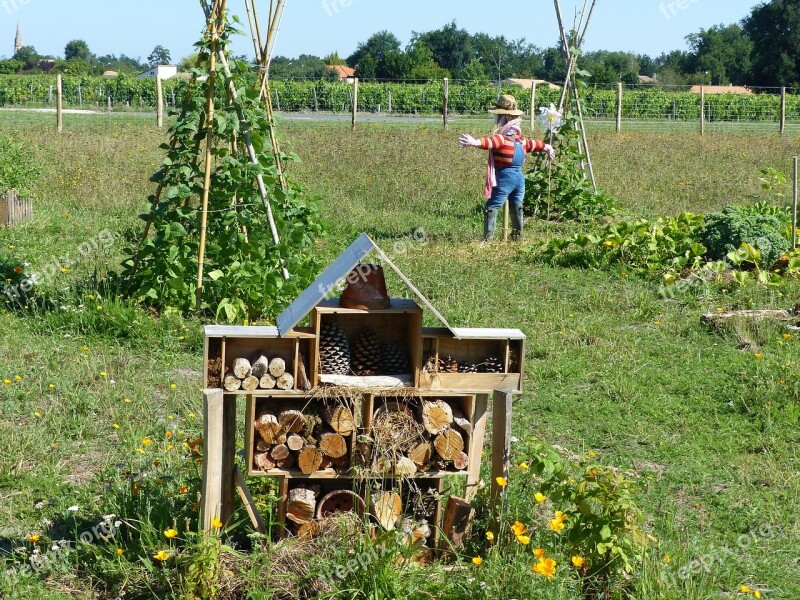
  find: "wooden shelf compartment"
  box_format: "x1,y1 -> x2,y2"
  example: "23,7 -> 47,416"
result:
311,298 -> 423,388
246,394 -> 358,478
360,393 -> 476,478
418,328 -> 525,393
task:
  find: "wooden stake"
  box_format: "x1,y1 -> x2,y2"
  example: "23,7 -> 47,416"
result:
234,466 -> 266,533
793,155 -> 798,250
503,202 -> 510,242
156,75 -> 164,129
195,5 -> 221,313
529,80 -> 537,133
440,496 -> 474,552
56,74 -> 63,133
352,77 -> 359,131
490,389 -> 512,535
201,388 -> 236,531
616,82 -> 623,133
443,77 -> 449,131
700,85 -> 705,136
780,86 -> 786,136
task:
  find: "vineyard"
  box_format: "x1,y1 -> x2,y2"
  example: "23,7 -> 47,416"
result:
1,74 -> 800,123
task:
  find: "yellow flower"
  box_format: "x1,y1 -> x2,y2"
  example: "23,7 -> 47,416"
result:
754,591 -> 761,599
153,550 -> 170,561
81,346 -> 89,353
534,547 -> 546,558
716,307 -> 725,313
784,334 -> 792,340
96,306 -> 103,311
112,423 -> 120,430
571,556 -> 585,568
663,554 -> 671,564
34,412 -> 41,418
516,535 -> 531,545
135,448 -> 145,455
188,413 -> 196,418
495,476 -> 508,487
141,438 -> 152,447
165,430 -> 173,438
179,485 -> 188,494
511,521 -> 528,537
163,529 -> 178,539
167,444 -> 174,451
60,268 -> 69,274
740,586 -> 751,593
754,353 -> 763,360
519,462 -> 529,470
485,531 -> 494,542
534,492 -> 547,503
100,372 -> 108,377
116,548 -> 124,556
170,384 -> 177,390
472,556 -> 483,566
27,534 -> 41,543
48,384 -> 55,389
124,398 -> 132,404
587,450 -> 596,458
2,379 -> 11,385
549,511 -> 567,532
211,518 -> 223,529
533,557 -> 557,578
14,375 -> 21,381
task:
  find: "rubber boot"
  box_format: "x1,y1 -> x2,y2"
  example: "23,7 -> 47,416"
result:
510,204 -> 525,241
484,208 -> 499,241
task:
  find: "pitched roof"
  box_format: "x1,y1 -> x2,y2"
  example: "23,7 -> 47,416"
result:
690,85 -> 752,95
500,78 -> 561,90
327,64 -> 356,78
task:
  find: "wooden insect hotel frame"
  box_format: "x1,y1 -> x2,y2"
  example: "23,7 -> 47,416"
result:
201,233 -> 524,550
0,190 -> 33,227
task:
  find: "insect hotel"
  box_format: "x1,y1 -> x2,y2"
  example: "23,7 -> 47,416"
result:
201,233 -> 525,551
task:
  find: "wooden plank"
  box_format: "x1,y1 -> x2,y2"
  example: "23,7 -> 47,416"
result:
201,389 -> 225,530
245,394 -> 255,476
276,476 -> 289,538
206,325 -> 280,338
319,374 -> 414,388
235,466 -> 266,533
465,394 -> 488,502
222,392 -> 237,524
489,389 -> 512,535
451,327 -> 526,340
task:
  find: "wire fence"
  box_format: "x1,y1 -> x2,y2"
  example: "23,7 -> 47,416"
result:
1,75 -> 799,131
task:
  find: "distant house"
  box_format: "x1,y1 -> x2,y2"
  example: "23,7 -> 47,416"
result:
690,85 -> 752,95
496,78 -> 561,90
327,64 -> 356,83
102,70 -> 119,78
135,65 -> 178,80
638,74 -> 657,84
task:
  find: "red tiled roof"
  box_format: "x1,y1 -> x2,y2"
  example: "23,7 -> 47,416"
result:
327,65 -> 356,78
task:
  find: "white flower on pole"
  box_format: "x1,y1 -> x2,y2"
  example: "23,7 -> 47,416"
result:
537,104 -> 563,133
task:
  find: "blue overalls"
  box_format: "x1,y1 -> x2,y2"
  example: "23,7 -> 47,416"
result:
486,136 -> 526,210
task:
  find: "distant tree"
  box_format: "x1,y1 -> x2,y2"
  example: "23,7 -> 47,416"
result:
347,31 -> 401,79
269,54 -> 330,80
64,40 -> 92,62
97,54 -> 147,74
0,60 -> 23,74
412,21 -> 474,77
743,0 -> 800,86
178,53 -> 200,72
405,41 -> 449,81
460,58 -> 489,83
686,24 -> 752,85
12,45 -> 40,70
541,45 -> 566,83
323,51 -> 347,66
147,45 -> 172,66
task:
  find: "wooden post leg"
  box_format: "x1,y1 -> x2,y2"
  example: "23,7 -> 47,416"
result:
201,389 -> 225,530
503,202 -> 510,242
490,389 -> 512,533
221,393 -> 237,524
465,394 -> 489,502
235,467 -> 266,534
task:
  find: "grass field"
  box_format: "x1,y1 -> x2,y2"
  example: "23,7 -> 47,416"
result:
1,111 -> 799,599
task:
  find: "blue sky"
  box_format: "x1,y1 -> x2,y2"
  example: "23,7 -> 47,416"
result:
1,0 -> 759,62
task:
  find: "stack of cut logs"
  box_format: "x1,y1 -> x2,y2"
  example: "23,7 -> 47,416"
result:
253,403 -> 356,474
286,483 -> 433,543
361,399 -> 471,475
224,351 -> 298,392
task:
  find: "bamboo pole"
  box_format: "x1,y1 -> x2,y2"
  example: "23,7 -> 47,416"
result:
244,0 -> 262,62
156,75 -> 164,129
700,86 -> 705,136
56,74 -> 63,133
780,86 -> 786,136
352,77 -> 359,131
195,3 -> 222,313
529,80 -> 537,133
616,82 -> 623,133
793,155 -> 798,250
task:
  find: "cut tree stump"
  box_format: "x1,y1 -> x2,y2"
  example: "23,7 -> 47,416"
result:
372,491 -> 403,530
298,446 -> 324,475
421,400 -> 453,435
233,358 -> 252,379
319,433 -> 347,458
254,412 -> 281,444
286,487 -> 316,524
324,405 -> 355,435
434,429 -> 464,462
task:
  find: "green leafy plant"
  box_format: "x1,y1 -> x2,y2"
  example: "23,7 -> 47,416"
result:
0,134 -> 40,198
699,205 -> 789,267
523,116 -> 616,222
0,250 -> 34,310
121,17 -> 323,323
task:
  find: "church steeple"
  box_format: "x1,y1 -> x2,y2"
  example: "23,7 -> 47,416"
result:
14,24 -> 22,56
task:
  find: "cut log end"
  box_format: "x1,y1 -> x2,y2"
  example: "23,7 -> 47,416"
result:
277,373 -> 295,391
421,400 -> 454,435
319,432 -> 348,458
434,429 -> 464,462
298,446 -> 324,475
372,491 -> 403,530
233,357 -> 252,379
224,373 -> 242,392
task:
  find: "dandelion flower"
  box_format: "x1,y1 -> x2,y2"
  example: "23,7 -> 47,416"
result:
754,353 -> 763,360
170,384 -> 177,390
141,438 -> 152,447
48,384 -> 55,389
179,485 -> 188,494
27,534 -> 41,543
135,448 -> 145,455
534,492 -> 547,503
153,550 -> 170,561
754,591 -> 761,599
167,444 -> 174,451
741,586 -> 752,593
485,531 -> 494,541
116,548 -> 124,556
2,379 -> 11,385
495,476 -> 508,487
34,412 -> 41,418
60,268 -> 69,274
100,372 -> 108,377
472,556 -> 483,566
534,547 -> 546,558
113,424 -> 120,430
519,462 -> 529,469
571,556 -> 585,568
14,375 -> 21,381
211,518 -> 223,529
587,450 -> 596,458
163,529 -> 178,539
124,398 -> 132,404
663,554 -> 671,564
784,334 -> 791,340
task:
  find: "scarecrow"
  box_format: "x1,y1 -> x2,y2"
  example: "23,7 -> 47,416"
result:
459,94 -> 555,241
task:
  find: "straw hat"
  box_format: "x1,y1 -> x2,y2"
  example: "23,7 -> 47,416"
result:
489,94 -> 524,116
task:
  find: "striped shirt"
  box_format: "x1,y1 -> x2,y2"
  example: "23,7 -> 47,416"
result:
479,133 -> 546,168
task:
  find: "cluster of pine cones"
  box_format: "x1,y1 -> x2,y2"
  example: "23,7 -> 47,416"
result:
320,323 -> 410,375
426,354 -> 504,374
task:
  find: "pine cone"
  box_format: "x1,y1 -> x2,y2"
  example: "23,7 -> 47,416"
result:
320,321 -> 351,375
352,329 -> 381,376
437,355 -> 459,373
380,342 -> 410,374
457,361 -> 479,374
480,356 -> 504,374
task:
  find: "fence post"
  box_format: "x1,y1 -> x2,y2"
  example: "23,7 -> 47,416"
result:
352,77 -> 359,131
793,155 -> 798,250
443,78 -> 449,131
274,89 -> 281,112
313,86 -> 319,112
107,88 -> 112,111
56,75 -> 63,133
489,389 -> 512,536
387,88 -> 392,114
156,75 -> 164,129
616,82 -> 623,133
780,86 -> 786,135
530,80 -> 537,133
700,85 -> 705,136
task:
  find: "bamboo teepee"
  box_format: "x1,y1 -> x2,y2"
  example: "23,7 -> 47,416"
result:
124,0 -> 321,321
553,0 -> 597,190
